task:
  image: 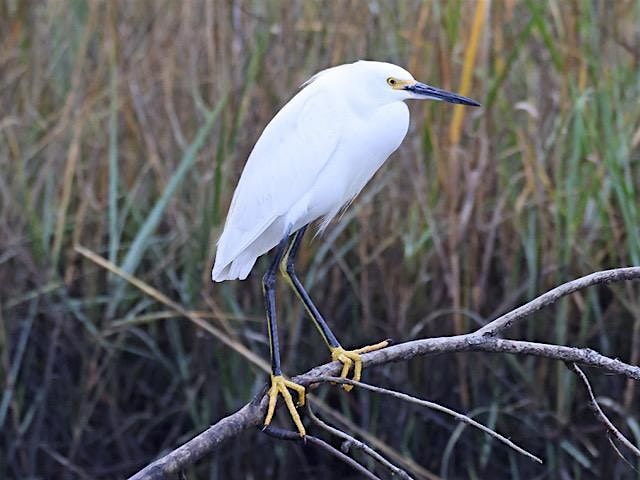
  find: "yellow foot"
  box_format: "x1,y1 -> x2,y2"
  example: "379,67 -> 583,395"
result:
264,374 -> 306,436
330,340 -> 389,391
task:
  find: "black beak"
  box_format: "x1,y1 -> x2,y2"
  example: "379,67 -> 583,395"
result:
405,82 -> 481,107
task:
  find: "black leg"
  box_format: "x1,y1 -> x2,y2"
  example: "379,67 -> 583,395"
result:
280,225 -> 341,349
263,235 -> 290,376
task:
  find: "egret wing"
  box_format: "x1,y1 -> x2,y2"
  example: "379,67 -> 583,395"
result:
213,88 -> 342,280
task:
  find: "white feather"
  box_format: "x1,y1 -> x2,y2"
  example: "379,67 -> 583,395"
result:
212,82 -> 342,280
212,61 -> 415,281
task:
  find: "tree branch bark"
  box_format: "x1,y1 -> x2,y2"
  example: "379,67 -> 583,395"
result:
476,267 -> 640,336
121,266 -> 640,480
129,336 -> 640,479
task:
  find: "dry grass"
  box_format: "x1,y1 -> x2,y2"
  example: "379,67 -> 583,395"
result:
1,1 -> 640,478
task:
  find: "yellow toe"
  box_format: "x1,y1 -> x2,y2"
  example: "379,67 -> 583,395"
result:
353,340 -> 389,354
330,340 -> 388,391
263,374 -> 306,436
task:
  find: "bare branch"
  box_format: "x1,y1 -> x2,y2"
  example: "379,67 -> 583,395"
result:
294,337 -> 640,386
128,335 -> 640,479
315,376 -> 542,464
569,363 -> 640,459
305,402 -> 414,480
476,267 -> 640,337
468,338 -> 640,381
101,265 -> 640,480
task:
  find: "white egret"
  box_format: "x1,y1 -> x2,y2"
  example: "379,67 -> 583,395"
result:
212,60 -> 480,436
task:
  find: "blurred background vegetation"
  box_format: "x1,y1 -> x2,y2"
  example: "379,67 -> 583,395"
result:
1,0 -> 640,478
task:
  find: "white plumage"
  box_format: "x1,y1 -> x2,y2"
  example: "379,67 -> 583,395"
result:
212,60 -> 478,281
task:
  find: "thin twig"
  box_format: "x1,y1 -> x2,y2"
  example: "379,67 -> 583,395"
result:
305,402 -> 414,480
608,436 -> 639,471
314,376 -> 542,465
306,436 -> 382,480
569,363 -> 640,458
261,426 -> 383,480
310,399 -> 440,480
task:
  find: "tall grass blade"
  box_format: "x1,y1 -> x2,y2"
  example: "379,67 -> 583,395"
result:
107,95 -> 228,316
107,20 -> 120,270
448,0 -> 486,145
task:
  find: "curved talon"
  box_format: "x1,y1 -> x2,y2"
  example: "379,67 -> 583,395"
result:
330,340 -> 389,391
264,375 -> 306,436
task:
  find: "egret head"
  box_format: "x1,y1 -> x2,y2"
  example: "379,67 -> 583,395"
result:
348,60 -> 481,107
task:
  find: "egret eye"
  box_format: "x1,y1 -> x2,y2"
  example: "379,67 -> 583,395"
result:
387,77 -> 397,87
